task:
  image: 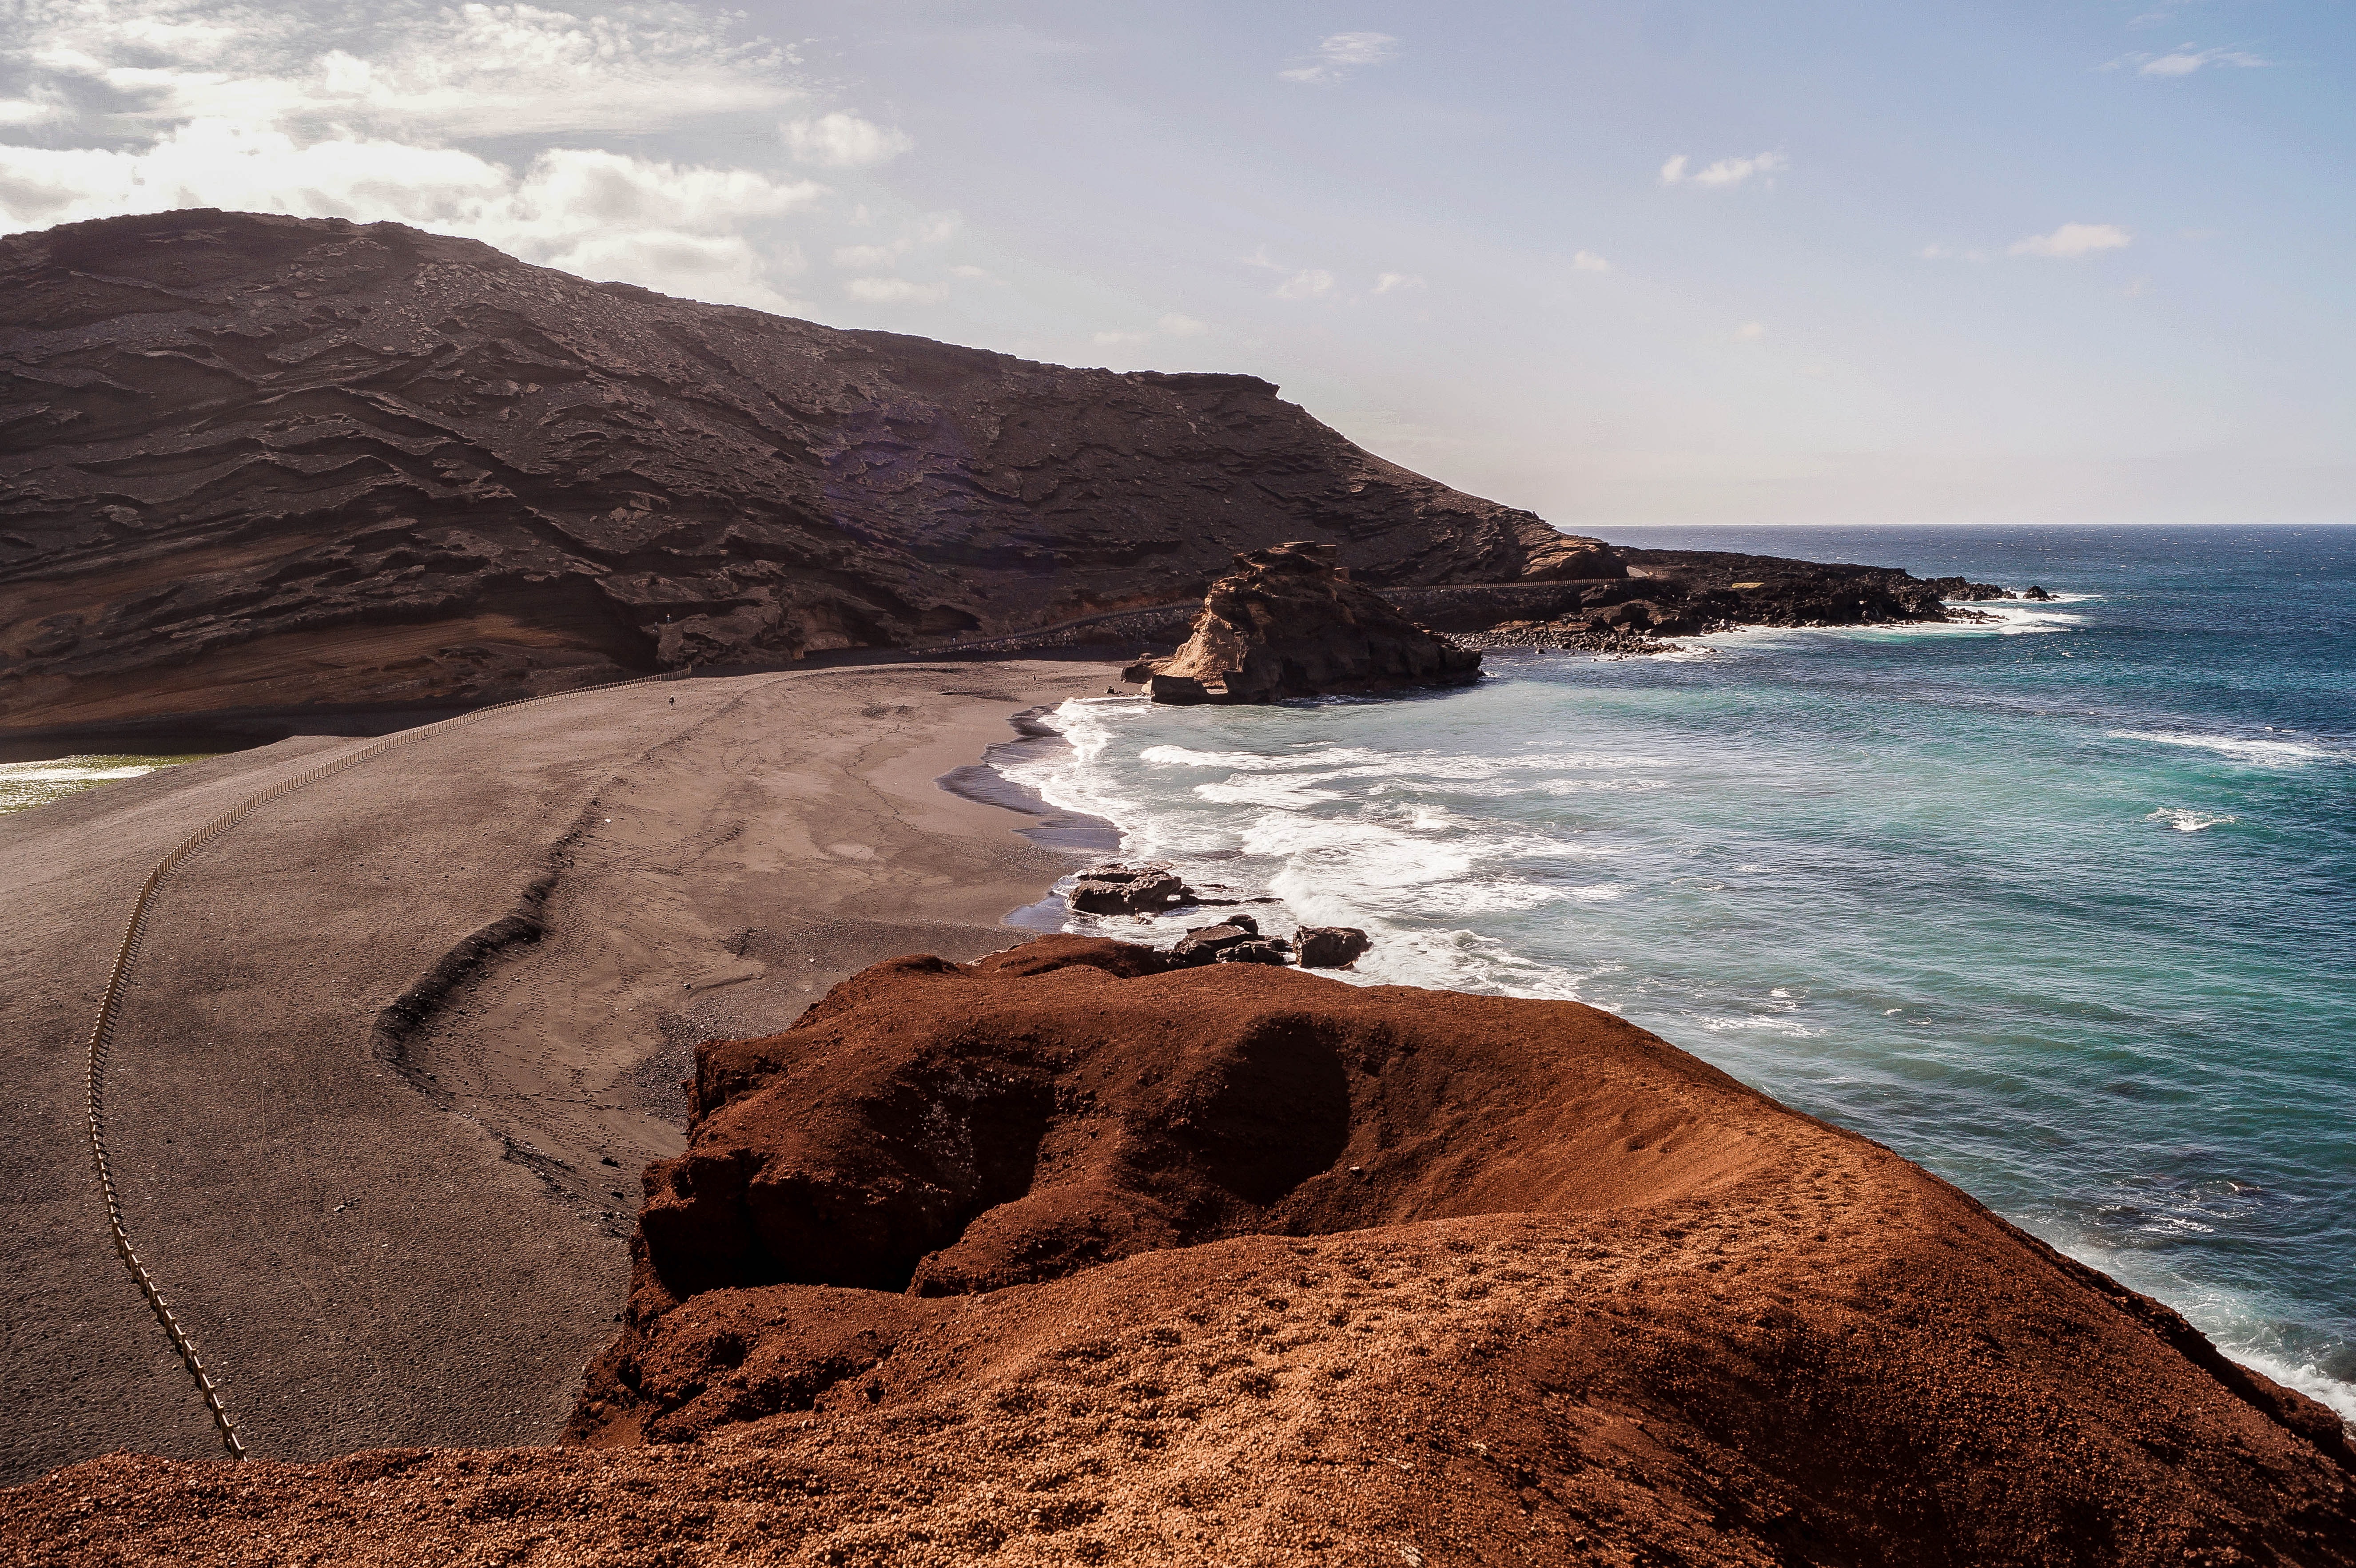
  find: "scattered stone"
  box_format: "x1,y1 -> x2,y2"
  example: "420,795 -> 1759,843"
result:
1294,926 -> 1373,969
1067,863 -> 1195,915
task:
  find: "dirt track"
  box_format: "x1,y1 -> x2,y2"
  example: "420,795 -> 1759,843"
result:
0,661 -> 1110,1483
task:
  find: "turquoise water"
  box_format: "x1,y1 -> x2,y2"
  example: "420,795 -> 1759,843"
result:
1003,524 -> 2356,1422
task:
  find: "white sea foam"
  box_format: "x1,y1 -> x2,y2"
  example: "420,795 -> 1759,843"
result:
1139,744 -> 1381,770
2146,807 -> 2238,833
1695,604 -> 2082,648
1693,1012 -> 1827,1038
1193,775 -> 1348,809
0,761 -> 158,782
2112,730 -> 2338,766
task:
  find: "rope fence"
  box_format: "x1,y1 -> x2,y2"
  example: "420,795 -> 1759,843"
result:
82,666 -> 690,1461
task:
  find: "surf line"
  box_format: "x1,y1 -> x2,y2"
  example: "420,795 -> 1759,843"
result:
80,667 -> 692,1461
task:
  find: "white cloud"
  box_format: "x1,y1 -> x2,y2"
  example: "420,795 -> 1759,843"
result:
1735,321 -> 1766,341
784,111 -> 914,167
2009,222 -> 2133,259
1092,329 -> 1149,347
1572,250 -> 1610,273
0,0 -> 841,310
845,276 -> 945,305
1156,312 -> 1206,336
948,263 -> 993,279
1660,150 -> 1788,189
14,0 -> 801,140
1372,271 -> 1425,294
2106,44 -> 2271,75
833,243 -> 900,269
1274,267 -> 1336,299
1279,31 -> 1398,84
0,97 -> 60,125
0,122 -> 822,309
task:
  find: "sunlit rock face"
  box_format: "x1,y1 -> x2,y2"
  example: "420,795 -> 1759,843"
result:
1128,540 -> 1482,704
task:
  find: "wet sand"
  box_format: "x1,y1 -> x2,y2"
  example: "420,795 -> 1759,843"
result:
0,661 -> 1113,1483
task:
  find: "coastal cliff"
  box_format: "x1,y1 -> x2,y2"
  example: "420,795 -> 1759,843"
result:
1127,539 -> 1482,703
0,210 -> 1567,734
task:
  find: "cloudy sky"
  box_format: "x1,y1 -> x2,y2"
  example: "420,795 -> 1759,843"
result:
2,1 -> 2350,528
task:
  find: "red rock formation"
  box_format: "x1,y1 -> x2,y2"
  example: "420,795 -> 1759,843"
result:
8,940 -> 2351,1564
0,210 -> 1571,736
1126,540 -> 1482,703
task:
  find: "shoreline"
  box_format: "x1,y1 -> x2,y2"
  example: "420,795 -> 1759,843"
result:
0,659 -> 1116,1483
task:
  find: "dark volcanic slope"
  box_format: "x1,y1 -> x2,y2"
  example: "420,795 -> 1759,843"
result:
0,210 -> 1563,734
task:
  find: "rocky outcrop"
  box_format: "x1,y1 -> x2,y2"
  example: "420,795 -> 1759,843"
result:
1293,924 -> 1372,968
569,937 -> 2356,1557
0,211 -> 1572,736
1167,917 -> 1290,966
10,936 -> 2352,1563
1126,540 -> 1482,704
1064,863 -> 1196,915
1516,530 -> 1627,582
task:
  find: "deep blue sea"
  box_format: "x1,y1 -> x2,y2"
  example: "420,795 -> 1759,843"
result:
1004,524 -> 2356,1422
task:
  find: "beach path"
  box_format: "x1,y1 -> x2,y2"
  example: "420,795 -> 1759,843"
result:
0,662 -> 1110,1483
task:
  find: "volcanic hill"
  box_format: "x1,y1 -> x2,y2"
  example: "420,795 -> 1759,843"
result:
0,210 -> 1572,736
14,937 -> 2348,1564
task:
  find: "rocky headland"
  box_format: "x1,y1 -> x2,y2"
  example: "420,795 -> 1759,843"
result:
1124,540 -> 1481,703
12,935 -> 2349,1564
5,210 -> 2036,738
0,210 -> 1564,738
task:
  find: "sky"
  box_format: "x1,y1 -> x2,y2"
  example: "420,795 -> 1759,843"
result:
2,0 -> 2351,529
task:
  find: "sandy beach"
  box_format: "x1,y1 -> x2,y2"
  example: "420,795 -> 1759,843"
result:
0,659 -> 1114,1484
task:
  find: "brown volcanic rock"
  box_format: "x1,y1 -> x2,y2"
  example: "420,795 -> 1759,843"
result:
1129,539 -> 1482,703
12,938 -> 2349,1564
0,210 -> 1567,735
533,937 -> 2356,1561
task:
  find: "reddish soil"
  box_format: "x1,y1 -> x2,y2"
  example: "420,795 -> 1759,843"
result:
7,937 -> 2351,1564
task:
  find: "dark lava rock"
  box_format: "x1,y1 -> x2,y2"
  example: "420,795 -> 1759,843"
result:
1129,540 -> 1482,704
1169,921 -> 1262,965
1294,925 -> 1373,969
2022,585 -> 2054,601
1211,937 -> 1293,965
0,211 -> 1573,736
1067,863 -> 1195,915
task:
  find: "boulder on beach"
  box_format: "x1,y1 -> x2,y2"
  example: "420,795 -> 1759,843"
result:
1293,924 -> 1373,968
1125,540 -> 1483,704
1210,935 -> 1293,965
1066,862 -> 1196,915
1168,918 -> 1269,965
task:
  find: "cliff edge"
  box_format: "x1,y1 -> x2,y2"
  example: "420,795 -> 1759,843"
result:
15,939 -> 2340,1565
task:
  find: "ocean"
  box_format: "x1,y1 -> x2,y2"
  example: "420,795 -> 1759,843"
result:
999,523 -> 2356,1423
